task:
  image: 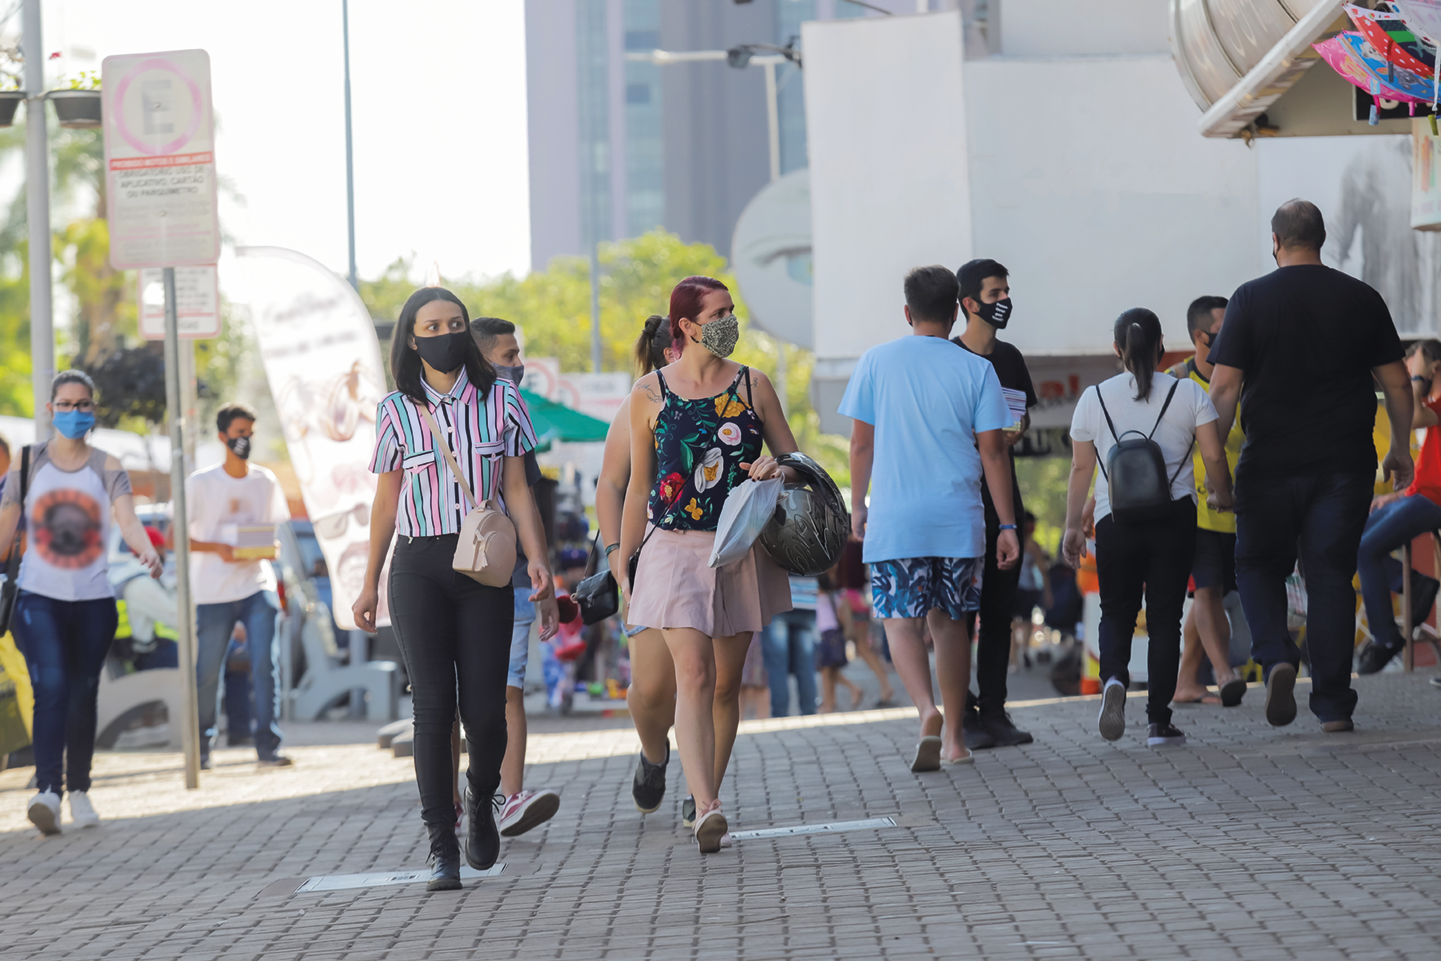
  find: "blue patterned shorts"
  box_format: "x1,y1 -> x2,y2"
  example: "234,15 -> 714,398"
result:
870,556 -> 984,620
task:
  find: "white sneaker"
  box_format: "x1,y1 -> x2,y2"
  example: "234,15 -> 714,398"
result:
68,791 -> 100,828
27,791 -> 61,835
1098,678 -> 1127,742
497,789 -> 560,838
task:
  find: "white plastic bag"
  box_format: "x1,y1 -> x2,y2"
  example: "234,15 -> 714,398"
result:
708,477 -> 785,569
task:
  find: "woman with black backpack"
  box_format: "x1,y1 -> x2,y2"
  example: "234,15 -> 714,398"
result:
1060,309 -> 1234,746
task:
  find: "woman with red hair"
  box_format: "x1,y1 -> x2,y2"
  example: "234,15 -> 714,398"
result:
619,276 -> 800,854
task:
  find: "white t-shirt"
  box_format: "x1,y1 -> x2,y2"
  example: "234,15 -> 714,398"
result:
1070,372 -> 1218,524
186,464 -> 289,605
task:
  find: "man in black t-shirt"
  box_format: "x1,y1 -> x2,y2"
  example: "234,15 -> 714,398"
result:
1208,200 -> 1412,733
954,258 -> 1037,749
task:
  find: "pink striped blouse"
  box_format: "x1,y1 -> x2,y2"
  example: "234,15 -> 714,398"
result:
368,367 -> 538,537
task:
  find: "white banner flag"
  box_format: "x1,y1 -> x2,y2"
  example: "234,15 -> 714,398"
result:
239,246 -> 390,630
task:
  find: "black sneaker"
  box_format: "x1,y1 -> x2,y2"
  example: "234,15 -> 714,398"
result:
1357,641 -> 1401,675
980,711 -> 1034,747
682,796 -> 696,828
961,702 -> 996,750
1146,722 -> 1186,746
632,747 -> 669,814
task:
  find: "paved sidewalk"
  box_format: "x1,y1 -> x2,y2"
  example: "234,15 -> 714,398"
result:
3,673 -> 1441,960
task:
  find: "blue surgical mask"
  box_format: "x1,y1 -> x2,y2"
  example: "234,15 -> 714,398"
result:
53,409 -> 96,439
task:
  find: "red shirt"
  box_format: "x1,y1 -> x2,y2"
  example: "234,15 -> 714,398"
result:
1406,395 -> 1441,505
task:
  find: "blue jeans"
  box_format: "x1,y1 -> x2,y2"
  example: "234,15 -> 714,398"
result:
196,591 -> 282,759
762,610 -> 818,717
11,591 -> 119,796
1357,493 -> 1441,651
1234,469 -> 1373,722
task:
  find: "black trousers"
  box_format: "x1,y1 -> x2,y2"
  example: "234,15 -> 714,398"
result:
1234,468 -> 1372,722
389,534 -> 513,831
1095,498 -> 1197,727
973,515 -> 1022,718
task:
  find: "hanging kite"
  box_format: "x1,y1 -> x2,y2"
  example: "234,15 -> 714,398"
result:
1313,32 -> 1436,124
1344,3 -> 1436,78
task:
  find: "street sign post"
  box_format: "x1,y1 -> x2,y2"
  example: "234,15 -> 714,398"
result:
138,265 -> 220,340
103,49 -> 219,791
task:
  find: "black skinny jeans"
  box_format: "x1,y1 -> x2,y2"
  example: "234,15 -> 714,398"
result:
389,534 -> 513,832
973,486 -> 1023,718
1095,498 -> 1197,727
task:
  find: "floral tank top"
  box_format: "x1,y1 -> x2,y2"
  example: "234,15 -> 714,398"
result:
647,366 -> 765,532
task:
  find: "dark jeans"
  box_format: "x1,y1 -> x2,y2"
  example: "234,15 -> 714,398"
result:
1095,499 -> 1196,727
1357,493 -> 1441,651
11,591 -> 118,797
763,610 -> 818,717
196,590 -> 281,760
973,513 -> 1022,718
389,534 -> 512,832
1234,468 -> 1373,722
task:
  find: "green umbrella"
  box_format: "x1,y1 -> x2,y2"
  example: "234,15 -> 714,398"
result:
519,388 -> 610,447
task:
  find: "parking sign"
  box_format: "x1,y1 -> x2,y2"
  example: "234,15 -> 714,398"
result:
102,50 -> 219,269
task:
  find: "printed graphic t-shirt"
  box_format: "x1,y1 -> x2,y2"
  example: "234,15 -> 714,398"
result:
2,443 -> 131,602
186,463 -> 290,605
839,335 -> 1009,563
956,336 -> 1036,525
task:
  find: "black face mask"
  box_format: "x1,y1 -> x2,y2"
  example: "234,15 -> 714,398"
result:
413,331 -> 469,374
226,435 -> 252,460
974,297 -> 1013,330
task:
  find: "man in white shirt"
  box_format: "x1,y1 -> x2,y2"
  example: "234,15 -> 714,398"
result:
187,403 -> 291,769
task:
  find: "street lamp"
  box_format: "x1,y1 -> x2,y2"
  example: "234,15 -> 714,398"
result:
624,43 -> 802,409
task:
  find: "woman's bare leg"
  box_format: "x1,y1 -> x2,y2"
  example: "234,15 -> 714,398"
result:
710,631 -> 752,791
626,628 -> 677,763
663,627 -> 719,806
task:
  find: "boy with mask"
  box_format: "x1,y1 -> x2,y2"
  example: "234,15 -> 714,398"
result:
470,317 -> 562,837
953,259 -> 1037,750
187,403 -> 291,769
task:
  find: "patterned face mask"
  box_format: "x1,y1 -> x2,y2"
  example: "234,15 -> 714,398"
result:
697,314 -> 740,358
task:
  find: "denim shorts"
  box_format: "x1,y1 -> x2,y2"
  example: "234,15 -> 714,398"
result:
870,556 -> 984,620
509,586 -> 537,689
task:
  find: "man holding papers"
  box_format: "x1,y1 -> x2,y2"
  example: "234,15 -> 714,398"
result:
188,403 -> 292,769
954,259 -> 1039,750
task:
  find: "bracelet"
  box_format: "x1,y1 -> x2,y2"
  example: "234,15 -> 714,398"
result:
1413,375 -> 1430,382
998,523 -> 1018,531
604,543 -> 620,557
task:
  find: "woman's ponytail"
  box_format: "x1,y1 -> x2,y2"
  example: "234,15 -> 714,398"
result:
1113,308 -> 1163,401
633,313 -> 677,376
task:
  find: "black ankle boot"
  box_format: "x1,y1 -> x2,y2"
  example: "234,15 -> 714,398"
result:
465,783 -> 501,871
426,823 -> 462,891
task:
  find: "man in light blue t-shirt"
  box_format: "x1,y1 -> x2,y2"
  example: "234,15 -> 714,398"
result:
840,265 -> 1020,773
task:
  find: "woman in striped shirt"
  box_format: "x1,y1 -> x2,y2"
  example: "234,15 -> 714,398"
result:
352,287 -> 553,892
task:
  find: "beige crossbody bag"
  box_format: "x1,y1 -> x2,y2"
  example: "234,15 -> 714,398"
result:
419,405 -> 517,587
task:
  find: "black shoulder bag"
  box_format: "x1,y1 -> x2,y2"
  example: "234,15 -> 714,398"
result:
0,445 -> 32,636
573,533 -> 620,626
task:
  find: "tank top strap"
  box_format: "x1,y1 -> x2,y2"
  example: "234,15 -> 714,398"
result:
727,365 -> 749,405
655,369 -> 673,399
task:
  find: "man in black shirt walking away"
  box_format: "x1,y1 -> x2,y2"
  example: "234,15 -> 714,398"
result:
1208,200 -> 1413,733
954,259 -> 1037,749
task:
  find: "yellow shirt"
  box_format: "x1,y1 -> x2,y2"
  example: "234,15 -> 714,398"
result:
1175,359 -> 1243,534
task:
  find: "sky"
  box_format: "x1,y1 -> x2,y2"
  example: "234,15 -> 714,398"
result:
25,0 -> 532,287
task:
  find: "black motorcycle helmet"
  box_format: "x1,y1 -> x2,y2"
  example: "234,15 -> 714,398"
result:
757,452 -> 851,576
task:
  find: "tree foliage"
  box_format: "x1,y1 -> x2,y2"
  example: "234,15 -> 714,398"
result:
359,231 -> 849,488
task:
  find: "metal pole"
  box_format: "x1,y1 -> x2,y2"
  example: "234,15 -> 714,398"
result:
164,267 -> 202,790
763,60 -> 781,184
343,0 -> 358,291
589,243 -> 603,373
22,0 -> 52,441
179,340 -> 199,473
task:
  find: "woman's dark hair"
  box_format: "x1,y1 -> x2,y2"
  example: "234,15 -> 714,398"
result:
634,314 -> 678,375
1113,308 -> 1164,402
390,287 -> 495,403
1407,339 -> 1441,364
51,368 -> 96,401
668,276 -> 728,342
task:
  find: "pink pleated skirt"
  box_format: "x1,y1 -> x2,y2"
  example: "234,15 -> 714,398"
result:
628,526 -> 792,637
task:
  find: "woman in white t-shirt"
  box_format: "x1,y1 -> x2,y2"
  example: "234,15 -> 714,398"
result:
0,371 -> 162,835
1061,309 -> 1234,748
